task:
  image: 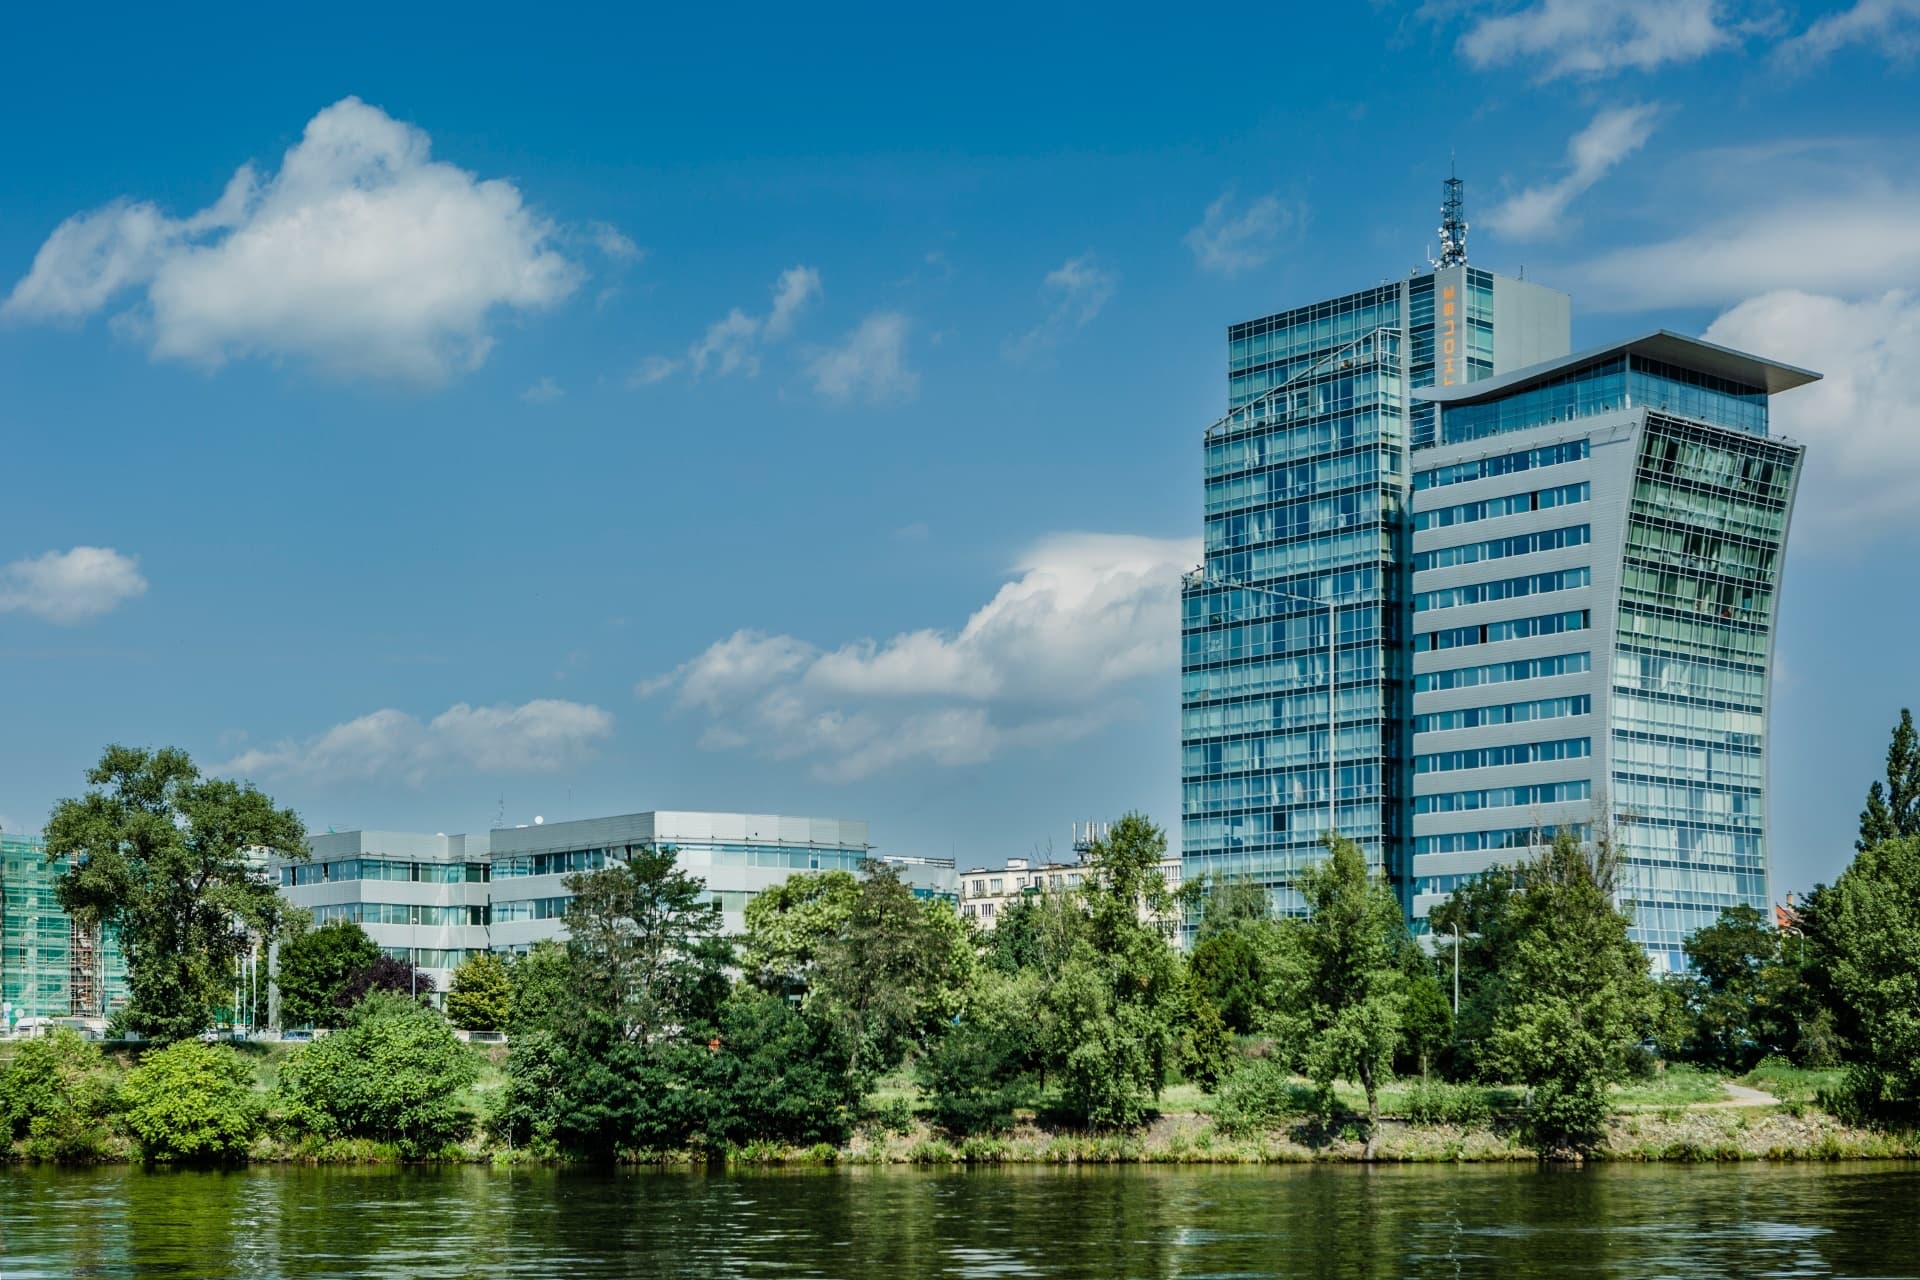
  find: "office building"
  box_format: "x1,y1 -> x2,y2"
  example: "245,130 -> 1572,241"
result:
1180,180 -> 1815,969
958,853 -> 1183,930
1,832 -> 130,1027
1410,334 -> 1810,968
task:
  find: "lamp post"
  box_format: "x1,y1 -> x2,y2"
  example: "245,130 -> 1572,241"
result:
1202,573 -> 1338,842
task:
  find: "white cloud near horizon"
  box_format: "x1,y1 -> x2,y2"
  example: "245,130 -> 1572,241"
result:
806,311 -> 917,403
1458,0 -> 1732,78
1706,288 -> 1920,535
1004,254 -> 1118,363
0,547 -> 148,624
217,698 -> 614,786
639,532 -> 1197,781
1486,105 -> 1662,239
3,97 -> 580,384
1185,191 -> 1300,276
632,265 -> 821,385
1775,0 -> 1920,67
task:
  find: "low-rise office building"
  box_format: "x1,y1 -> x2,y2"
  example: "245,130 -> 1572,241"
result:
958,854 -> 1184,930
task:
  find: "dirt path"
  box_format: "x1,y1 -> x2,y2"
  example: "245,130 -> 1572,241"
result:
1711,1081 -> 1778,1108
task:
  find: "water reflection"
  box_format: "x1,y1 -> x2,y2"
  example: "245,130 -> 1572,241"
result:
1,1163 -> 1914,1278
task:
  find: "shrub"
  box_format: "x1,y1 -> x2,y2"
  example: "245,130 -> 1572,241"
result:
917,1021 -> 1022,1136
698,993 -> 858,1149
0,1029 -> 121,1162
119,1040 -> 258,1162
277,993 -> 478,1158
1212,1057 -> 1314,1136
1399,1079 -> 1492,1125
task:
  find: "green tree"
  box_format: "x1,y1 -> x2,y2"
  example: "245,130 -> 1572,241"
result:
740,870 -> 860,996
0,1028 -> 121,1162
561,847 -> 728,1042
45,745 -> 306,1042
1817,835 -> 1920,1120
697,991 -> 860,1148
277,993 -> 479,1157
1678,904 -> 1801,1070
1269,835 -> 1410,1152
1427,863 -> 1522,1080
445,952 -> 513,1033
119,1040 -> 259,1162
1859,708 -> 1920,851
1484,831 -> 1657,1153
506,941 -> 575,1034
275,918 -> 380,1029
1189,929 -> 1264,1034
1401,973 -> 1453,1082
1180,990 -> 1237,1093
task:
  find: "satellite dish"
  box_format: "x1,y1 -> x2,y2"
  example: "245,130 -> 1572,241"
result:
534,816 -> 544,825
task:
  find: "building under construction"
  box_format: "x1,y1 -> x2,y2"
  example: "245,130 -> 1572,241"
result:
0,832 -> 128,1028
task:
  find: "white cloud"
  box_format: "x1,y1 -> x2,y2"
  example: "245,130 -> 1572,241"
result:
765,266 -> 822,340
521,376 -> 564,403
1565,185 -> 1920,310
1486,105 -> 1662,239
1184,191 -> 1299,276
1776,0 -> 1920,67
0,547 -> 147,624
1458,0 -> 1732,78
635,265 -> 821,385
639,532 -> 1196,781
806,311 -> 917,403
589,221 -> 644,263
217,698 -> 613,786
1705,288 -> 1920,534
1005,254 -> 1118,363
3,97 -> 580,384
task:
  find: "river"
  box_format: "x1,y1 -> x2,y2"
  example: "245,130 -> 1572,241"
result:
2,1163 -> 1914,1277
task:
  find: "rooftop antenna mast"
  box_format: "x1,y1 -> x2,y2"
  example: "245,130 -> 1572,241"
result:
1432,165 -> 1468,269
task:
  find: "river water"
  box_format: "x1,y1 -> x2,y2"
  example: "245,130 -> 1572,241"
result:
1,1163 -> 1914,1278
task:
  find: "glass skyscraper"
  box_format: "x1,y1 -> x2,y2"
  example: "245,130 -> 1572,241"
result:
1180,210 -> 1816,969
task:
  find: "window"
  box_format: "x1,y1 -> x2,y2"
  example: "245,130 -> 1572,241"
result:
989,878 -> 1004,894
1414,524 -> 1590,572
1414,737 -> 1592,774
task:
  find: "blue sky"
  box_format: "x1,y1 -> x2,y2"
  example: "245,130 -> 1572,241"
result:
2,2 -> 1916,892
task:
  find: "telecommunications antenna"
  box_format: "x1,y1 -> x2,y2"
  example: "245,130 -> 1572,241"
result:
1431,167 -> 1468,269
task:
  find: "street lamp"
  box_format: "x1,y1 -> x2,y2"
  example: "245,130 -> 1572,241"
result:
1199,572 -> 1338,842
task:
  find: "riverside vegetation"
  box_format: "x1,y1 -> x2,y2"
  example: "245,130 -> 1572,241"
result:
6,719 -> 1920,1167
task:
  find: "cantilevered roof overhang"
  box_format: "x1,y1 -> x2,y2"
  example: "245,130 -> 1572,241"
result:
1414,330 -> 1822,406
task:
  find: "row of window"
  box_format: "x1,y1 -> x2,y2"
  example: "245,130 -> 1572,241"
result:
1413,694 -> 1591,734
493,849 -> 611,880
1414,737 -> 1591,774
1413,439 -> 1589,492
1413,482 -> 1589,532
1415,609 -> 1590,653
282,859 -> 490,887
1414,823 -> 1586,856
1414,651 -> 1591,693
1414,566 -> 1589,613
1413,780 -> 1592,815
1413,523 -> 1589,572
311,902 -> 487,928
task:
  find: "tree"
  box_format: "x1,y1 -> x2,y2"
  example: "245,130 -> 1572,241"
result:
1401,974 -> 1453,1082
740,870 -> 859,996
277,992 -> 480,1157
0,1028 -> 120,1162
1817,835 -> 1920,1120
1189,929 -> 1264,1034
339,954 -> 434,1008
446,952 -> 513,1033
1428,863 -> 1522,1080
45,746 -> 305,1042
506,941 -> 576,1035
1483,831 -> 1657,1153
119,1040 -> 259,1162
1678,904 -> 1801,1070
275,919 -> 379,1029
1859,708 -> 1920,851
697,992 -> 860,1149
1270,835 -> 1410,1154
561,847 -> 727,1042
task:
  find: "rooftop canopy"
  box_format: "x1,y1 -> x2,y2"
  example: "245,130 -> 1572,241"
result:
1415,330 -> 1821,406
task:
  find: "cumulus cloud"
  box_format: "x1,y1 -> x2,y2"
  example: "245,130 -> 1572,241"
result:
217,698 -> 613,786
1184,191 -> 1300,277
1485,105 -> 1662,239
1458,0 -> 1731,78
521,376 -> 564,403
588,221 -> 644,263
1004,254 -> 1118,363
1705,289 -> 1920,534
806,311 -> 917,404
3,97 -> 580,384
0,547 -> 147,624
1565,185 -> 1920,310
633,265 -> 821,385
639,532 -> 1196,781
1776,0 -> 1920,67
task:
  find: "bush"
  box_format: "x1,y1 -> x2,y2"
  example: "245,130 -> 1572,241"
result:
917,1021 -> 1022,1137
0,1029 -> 121,1162
1212,1057 -> 1315,1136
698,993 -> 858,1149
277,993 -> 478,1158
120,1040 -> 258,1162
1399,1079 -> 1492,1125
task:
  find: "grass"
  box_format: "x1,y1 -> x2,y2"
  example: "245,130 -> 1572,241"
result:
1739,1058 -> 1846,1105
1612,1062 -> 1727,1107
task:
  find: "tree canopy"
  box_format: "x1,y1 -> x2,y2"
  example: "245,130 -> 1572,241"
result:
275,919 -> 380,1029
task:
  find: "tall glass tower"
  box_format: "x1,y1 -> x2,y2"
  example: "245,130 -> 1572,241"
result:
1180,196 -> 1570,911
